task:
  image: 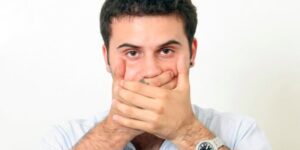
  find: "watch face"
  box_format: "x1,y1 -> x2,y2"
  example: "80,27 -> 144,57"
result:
199,142 -> 214,150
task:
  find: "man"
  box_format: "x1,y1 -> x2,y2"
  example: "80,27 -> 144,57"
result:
40,0 -> 271,150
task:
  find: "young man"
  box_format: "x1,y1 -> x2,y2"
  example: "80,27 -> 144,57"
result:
40,0 -> 271,150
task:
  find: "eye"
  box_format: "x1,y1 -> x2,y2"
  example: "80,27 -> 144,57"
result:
125,50 -> 140,58
159,48 -> 174,55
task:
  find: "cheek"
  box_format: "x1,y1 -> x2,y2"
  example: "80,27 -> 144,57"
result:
124,62 -> 143,81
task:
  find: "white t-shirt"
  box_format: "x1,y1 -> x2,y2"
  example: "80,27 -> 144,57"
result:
39,105 -> 272,150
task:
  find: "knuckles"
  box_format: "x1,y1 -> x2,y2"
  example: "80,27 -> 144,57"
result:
121,105 -> 133,114
155,104 -> 165,114
147,122 -> 159,132
151,114 -> 161,123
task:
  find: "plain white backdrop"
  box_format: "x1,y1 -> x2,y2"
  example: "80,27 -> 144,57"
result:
0,0 -> 299,149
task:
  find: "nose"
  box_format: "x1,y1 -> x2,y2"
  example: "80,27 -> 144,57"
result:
142,57 -> 163,79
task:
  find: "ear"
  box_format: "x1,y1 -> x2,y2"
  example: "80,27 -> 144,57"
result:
102,45 -> 111,73
190,38 -> 198,67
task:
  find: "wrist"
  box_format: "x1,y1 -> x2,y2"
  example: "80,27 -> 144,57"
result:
74,117 -> 133,150
101,117 -> 135,143
195,137 -> 226,150
172,119 -> 215,150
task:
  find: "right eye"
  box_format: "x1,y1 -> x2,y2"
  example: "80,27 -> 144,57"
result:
125,50 -> 140,59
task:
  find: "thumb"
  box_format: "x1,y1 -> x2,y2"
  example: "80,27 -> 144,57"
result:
175,55 -> 190,91
112,59 -> 126,98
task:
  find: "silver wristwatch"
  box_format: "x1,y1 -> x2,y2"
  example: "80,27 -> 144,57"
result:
195,137 -> 224,150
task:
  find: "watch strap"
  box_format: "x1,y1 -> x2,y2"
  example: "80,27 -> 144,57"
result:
212,137 -> 224,148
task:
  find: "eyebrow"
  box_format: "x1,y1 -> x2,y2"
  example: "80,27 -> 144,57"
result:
160,40 -> 182,48
117,40 -> 182,49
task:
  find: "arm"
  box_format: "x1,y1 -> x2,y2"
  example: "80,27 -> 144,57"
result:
111,56 -> 230,150
172,119 -> 230,150
73,117 -> 134,150
74,59 -> 140,150
75,69 -> 177,150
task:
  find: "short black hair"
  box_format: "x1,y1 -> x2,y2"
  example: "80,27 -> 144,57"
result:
100,0 -> 197,55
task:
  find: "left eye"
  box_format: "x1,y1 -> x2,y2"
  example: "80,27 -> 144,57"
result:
160,48 -> 173,55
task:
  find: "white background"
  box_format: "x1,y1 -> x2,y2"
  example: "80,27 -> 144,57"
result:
0,0 -> 299,149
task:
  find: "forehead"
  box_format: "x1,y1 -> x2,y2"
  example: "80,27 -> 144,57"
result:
109,15 -> 188,48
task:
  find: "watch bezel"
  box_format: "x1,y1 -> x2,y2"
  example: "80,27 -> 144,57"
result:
195,137 -> 224,150
198,141 -> 214,150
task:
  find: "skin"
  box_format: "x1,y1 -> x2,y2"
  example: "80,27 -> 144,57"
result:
74,15 -> 229,150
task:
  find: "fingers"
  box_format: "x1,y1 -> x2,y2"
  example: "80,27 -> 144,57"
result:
118,87 -> 158,110
143,71 -> 174,88
113,114 -> 151,133
113,99 -> 156,122
120,80 -> 169,99
161,77 -> 177,90
175,55 -> 190,91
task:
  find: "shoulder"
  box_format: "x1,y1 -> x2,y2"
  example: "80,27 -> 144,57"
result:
39,111 -> 108,150
193,105 -> 256,129
192,105 -> 271,149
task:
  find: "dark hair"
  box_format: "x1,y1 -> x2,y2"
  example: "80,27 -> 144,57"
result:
100,0 -> 197,56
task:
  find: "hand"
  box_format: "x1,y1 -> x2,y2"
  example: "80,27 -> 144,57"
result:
142,70 -> 177,90
73,59 -> 141,150
112,56 -> 198,141
104,58 -> 142,141
105,59 -> 179,141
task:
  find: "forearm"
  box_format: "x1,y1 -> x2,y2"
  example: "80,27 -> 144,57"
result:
73,118 -> 131,150
172,120 -> 229,150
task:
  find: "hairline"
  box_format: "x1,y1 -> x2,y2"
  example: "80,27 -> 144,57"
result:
104,14 -> 194,64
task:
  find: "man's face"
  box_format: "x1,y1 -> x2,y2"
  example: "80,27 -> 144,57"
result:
103,15 -> 197,83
